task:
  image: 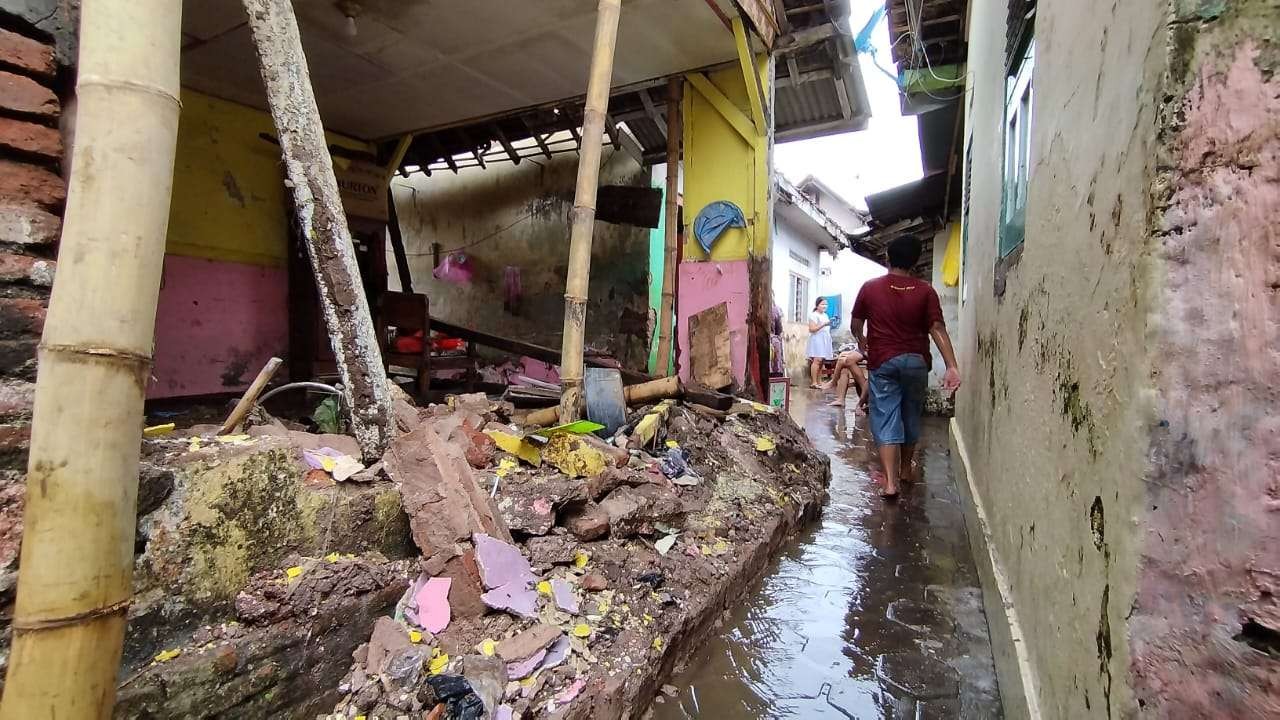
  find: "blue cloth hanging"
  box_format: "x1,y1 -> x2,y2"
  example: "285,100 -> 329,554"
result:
693,201 -> 747,253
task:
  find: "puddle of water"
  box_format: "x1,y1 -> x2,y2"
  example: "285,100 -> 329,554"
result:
652,393 -> 1003,719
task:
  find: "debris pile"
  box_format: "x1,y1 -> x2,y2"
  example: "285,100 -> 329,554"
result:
329,391 -> 831,719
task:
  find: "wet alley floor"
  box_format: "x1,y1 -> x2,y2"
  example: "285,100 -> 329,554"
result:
652,392 -> 1003,719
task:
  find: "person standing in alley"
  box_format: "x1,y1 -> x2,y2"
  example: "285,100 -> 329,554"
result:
806,297 -> 835,388
851,235 -> 961,499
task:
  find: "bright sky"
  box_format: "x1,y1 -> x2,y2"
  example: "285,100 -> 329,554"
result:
775,0 -> 923,211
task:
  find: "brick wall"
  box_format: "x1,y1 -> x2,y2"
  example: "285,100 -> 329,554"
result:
0,10 -> 66,597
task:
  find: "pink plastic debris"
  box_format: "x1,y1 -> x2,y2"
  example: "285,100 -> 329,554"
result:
495,707 -> 514,720
554,677 -> 587,705
481,583 -> 539,618
302,446 -> 345,470
412,577 -> 451,633
550,578 -> 579,615
506,648 -> 547,680
474,533 -> 536,590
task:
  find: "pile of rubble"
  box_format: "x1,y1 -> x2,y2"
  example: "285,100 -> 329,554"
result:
105,384 -> 828,719
326,390 -> 831,719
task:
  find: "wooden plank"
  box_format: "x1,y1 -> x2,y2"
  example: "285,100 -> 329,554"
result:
492,123 -> 521,164
733,0 -> 779,49
685,72 -> 758,147
732,17 -> 766,133
386,193 -> 414,293
688,302 -> 733,390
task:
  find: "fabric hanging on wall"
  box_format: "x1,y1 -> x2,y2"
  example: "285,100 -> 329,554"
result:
433,252 -> 474,284
942,223 -> 962,287
693,201 -> 747,253
822,295 -> 842,323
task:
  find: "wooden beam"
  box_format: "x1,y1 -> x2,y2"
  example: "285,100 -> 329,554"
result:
382,132 -> 415,183
732,17 -> 766,135
639,88 -> 666,142
458,127 -> 486,169
387,192 -> 413,293
242,0 -> 392,459
615,122 -> 647,167
685,72 -> 758,147
653,77 -> 681,376
492,123 -> 521,165
521,116 -> 554,159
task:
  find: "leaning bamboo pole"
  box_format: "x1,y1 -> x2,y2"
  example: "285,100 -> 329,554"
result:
652,77 -> 682,377
558,0 -> 623,423
0,1 -> 182,717
242,0 -> 392,460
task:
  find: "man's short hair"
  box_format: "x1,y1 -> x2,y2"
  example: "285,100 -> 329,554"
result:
887,234 -> 923,270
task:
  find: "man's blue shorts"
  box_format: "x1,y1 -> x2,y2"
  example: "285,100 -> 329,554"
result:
868,353 -> 929,446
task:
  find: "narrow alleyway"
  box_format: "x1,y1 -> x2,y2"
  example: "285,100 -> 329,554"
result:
654,394 -> 1003,718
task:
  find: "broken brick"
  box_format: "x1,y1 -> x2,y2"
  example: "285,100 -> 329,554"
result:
0,203 -> 60,246
0,28 -> 55,79
0,70 -> 58,117
0,298 -> 46,341
597,485 -> 685,538
0,253 -> 54,287
0,116 -> 61,160
0,159 -> 66,210
561,502 -> 610,541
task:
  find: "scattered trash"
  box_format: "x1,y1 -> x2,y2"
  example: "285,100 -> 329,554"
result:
408,576 -> 452,634
572,623 -> 592,638
153,648 -> 182,663
754,436 -> 777,453
542,433 -> 607,478
143,423 -> 175,438
543,420 -> 606,435
284,565 -> 304,580
553,677 -> 587,705
486,430 -> 543,466
659,446 -> 700,483
551,578 -> 579,614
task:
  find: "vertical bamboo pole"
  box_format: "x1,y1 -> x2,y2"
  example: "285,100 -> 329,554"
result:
0,1 -> 182,717
653,77 -> 681,377
558,0 -> 623,422
242,0 -> 392,459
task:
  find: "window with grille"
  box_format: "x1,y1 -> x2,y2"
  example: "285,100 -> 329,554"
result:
999,0 -> 1035,258
790,274 -> 809,323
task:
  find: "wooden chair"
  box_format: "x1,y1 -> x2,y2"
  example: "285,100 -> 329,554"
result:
377,291 -> 431,401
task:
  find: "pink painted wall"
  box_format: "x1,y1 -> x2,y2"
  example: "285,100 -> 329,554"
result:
1132,39 -> 1280,718
676,260 -> 749,386
149,255 -> 288,399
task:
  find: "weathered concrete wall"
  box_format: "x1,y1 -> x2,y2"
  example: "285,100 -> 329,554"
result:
951,0 -> 1164,716
390,150 -> 651,370
1132,3 -> 1280,716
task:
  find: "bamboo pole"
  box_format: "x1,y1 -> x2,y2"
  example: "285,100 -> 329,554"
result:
653,77 -> 682,377
0,1 -> 182,716
218,356 -> 283,434
242,0 -> 392,460
558,0 -> 623,423
527,375 -> 681,427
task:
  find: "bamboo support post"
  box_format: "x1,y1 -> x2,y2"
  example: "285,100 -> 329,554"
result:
218,356 -> 283,435
242,0 -> 392,460
0,1 -> 182,716
527,375 -> 681,427
558,0 -> 623,423
653,77 -> 681,377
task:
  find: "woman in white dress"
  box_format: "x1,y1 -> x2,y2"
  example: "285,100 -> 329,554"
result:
806,297 -> 834,388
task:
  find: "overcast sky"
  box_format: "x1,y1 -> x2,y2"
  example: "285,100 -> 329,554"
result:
775,0 -> 923,211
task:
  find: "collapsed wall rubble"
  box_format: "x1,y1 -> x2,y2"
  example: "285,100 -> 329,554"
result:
29,384 -> 828,719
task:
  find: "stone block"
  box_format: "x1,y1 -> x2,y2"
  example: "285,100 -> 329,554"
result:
561,502 -> 609,541
0,202 -> 60,246
0,70 -> 57,117
0,27 -> 56,79
0,380 -> 34,422
0,115 -> 60,161
0,158 -> 65,209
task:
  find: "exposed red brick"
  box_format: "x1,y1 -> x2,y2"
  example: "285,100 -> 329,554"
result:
0,253 -> 53,286
0,338 -> 37,380
0,159 -> 65,210
0,469 -> 24,570
0,203 -> 61,246
0,297 -> 45,340
0,27 -> 55,80
0,380 -> 33,423
0,70 -> 57,118
0,424 -> 30,460
0,116 -> 60,159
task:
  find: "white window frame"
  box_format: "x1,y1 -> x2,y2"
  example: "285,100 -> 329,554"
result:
1000,40 -> 1035,256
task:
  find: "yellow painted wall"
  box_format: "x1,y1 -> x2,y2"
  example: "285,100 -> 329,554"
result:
681,57 -> 770,262
165,90 -> 372,267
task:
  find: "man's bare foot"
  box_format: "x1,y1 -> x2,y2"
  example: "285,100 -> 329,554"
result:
880,486 -> 899,500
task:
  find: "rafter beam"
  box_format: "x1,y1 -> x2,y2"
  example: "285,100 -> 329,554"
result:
685,72 -> 757,147
638,88 -> 666,142
492,123 -> 521,165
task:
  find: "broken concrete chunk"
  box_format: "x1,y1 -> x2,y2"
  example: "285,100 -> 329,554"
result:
561,502 -> 610,541
496,623 -> 563,662
505,648 -> 547,680
523,535 -> 578,565
460,654 -> 507,716
581,573 -> 609,591
496,494 -> 557,537
366,616 -> 411,674
473,533 -> 536,590
598,485 -> 685,538
384,424 -> 511,564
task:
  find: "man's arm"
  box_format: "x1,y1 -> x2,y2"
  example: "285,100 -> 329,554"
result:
851,315 -> 867,355
929,321 -> 962,392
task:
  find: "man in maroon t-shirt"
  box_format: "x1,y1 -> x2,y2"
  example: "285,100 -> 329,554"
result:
850,235 -> 961,499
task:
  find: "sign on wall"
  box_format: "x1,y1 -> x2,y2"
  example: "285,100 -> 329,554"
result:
334,159 -> 389,222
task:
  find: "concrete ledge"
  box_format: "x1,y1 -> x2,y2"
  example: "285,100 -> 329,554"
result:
948,419 -> 1042,720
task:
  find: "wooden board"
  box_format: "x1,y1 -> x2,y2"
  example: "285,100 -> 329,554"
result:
735,0 -> 779,49
688,302 -> 733,390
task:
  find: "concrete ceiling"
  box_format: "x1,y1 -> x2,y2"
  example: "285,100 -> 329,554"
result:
181,0 -> 741,141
